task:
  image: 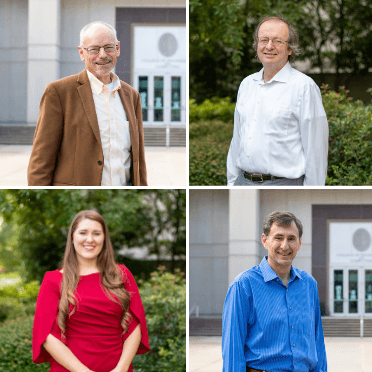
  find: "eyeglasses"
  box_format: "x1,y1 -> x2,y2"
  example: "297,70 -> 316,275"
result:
82,44 -> 118,55
258,37 -> 289,46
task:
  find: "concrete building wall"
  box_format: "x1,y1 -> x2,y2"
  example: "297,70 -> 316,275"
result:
189,189 -> 229,316
0,0 -> 28,124
228,189 -> 261,284
0,0 -> 185,127
190,189 -> 372,317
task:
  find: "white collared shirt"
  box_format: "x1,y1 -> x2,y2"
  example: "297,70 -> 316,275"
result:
86,69 -> 131,186
226,62 -> 329,186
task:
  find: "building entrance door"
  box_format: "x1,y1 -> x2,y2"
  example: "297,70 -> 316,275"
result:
330,268 -> 372,315
134,74 -> 184,126
133,25 -> 186,146
329,221 -> 372,316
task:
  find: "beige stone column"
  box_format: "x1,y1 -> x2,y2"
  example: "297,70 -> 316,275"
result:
27,0 -> 60,124
228,189 -> 262,284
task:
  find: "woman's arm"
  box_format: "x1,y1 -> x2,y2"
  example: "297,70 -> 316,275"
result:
112,324 -> 142,372
43,334 -> 94,372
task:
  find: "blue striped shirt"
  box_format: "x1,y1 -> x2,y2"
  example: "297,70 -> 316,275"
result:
222,256 -> 327,372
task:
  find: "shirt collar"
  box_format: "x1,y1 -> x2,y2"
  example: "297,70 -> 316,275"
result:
253,61 -> 292,85
86,69 -> 121,95
259,256 -> 303,283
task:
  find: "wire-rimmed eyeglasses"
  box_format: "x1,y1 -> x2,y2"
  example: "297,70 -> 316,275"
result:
258,37 -> 289,46
82,44 -> 118,55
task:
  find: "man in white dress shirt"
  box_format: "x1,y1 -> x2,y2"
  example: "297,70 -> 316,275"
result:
227,16 -> 328,186
28,21 -> 147,186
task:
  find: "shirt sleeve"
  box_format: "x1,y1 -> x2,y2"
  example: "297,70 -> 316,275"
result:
226,105 -> 242,186
118,265 -> 150,354
299,82 -> 329,186
32,271 -> 64,364
313,281 -> 327,372
222,278 -> 251,372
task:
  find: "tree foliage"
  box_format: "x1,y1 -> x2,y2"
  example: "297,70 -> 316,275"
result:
190,0 -> 372,101
0,190 -> 186,282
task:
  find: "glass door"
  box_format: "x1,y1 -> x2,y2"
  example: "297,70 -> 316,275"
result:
331,268 -> 372,315
135,74 -> 184,126
365,270 -> 372,313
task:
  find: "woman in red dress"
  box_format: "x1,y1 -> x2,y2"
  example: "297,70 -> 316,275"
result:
32,210 -> 150,372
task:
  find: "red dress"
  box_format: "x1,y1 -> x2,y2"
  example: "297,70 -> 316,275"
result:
32,264 -> 150,372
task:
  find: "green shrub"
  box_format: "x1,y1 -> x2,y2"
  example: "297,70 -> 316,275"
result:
0,280 -> 40,304
132,266 -> 186,372
189,119 -> 233,185
322,85 -> 372,185
0,297 -> 23,322
189,97 -> 235,123
0,315 -> 49,372
189,87 -> 372,186
0,268 -> 185,372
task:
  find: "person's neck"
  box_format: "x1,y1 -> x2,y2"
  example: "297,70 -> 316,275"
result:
263,62 -> 286,83
267,257 -> 291,286
78,261 -> 99,276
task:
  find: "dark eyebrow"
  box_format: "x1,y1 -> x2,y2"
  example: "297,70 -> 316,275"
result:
273,233 -> 297,238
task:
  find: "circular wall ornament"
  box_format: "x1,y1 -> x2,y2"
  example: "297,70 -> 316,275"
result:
353,228 -> 371,252
158,33 -> 178,57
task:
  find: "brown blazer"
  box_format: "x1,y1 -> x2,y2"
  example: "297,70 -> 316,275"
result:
28,70 -> 147,186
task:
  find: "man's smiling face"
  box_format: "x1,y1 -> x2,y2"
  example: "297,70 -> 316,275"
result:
257,19 -> 292,72
78,26 -> 120,84
262,221 -> 301,270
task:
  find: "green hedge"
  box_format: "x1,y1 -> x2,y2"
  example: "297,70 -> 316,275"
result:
323,85 -> 372,185
189,97 -> 235,123
0,267 -> 186,372
189,120 -> 233,185
189,86 -> 372,186
0,316 -> 49,372
132,267 -> 186,372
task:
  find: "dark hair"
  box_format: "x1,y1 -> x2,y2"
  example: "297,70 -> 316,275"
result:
253,16 -> 300,62
263,211 -> 303,238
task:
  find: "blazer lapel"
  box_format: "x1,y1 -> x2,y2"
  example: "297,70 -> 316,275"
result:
76,70 -> 102,146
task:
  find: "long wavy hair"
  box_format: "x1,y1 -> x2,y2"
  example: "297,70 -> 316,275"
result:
58,210 -> 131,336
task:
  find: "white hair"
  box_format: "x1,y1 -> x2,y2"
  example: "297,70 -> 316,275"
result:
79,21 -> 118,46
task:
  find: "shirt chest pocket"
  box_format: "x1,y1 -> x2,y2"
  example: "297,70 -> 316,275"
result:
263,108 -> 293,137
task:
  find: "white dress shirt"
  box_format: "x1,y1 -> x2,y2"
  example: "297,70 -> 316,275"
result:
226,62 -> 329,186
87,70 -> 131,186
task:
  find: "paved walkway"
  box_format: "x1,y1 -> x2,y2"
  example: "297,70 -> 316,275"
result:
190,336 -> 372,372
0,145 -> 187,187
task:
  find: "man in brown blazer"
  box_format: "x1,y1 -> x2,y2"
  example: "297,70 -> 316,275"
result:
28,21 -> 147,186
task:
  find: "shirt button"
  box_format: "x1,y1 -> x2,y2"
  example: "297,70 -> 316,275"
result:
249,136 -> 252,139
293,343 -> 295,347
247,154 -> 250,157
289,307 -> 292,310
291,325 -> 294,328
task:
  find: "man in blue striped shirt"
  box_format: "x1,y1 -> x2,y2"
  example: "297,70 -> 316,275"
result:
222,211 -> 327,372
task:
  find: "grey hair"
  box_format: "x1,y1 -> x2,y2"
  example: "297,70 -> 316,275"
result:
80,21 -> 118,47
253,16 -> 300,62
263,211 -> 303,238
